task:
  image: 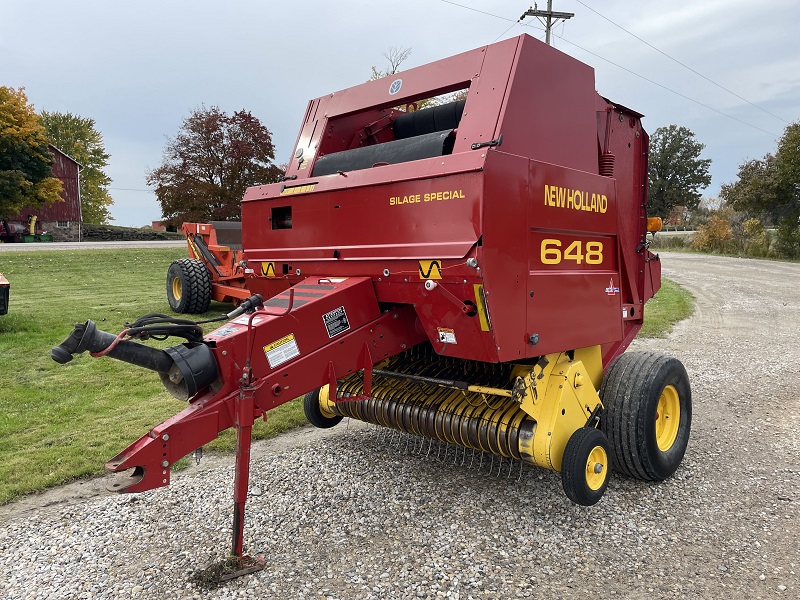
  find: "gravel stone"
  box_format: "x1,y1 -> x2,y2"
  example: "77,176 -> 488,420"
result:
1,253 -> 798,599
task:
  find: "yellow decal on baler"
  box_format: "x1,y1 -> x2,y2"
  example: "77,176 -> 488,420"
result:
389,189 -> 464,206
473,284 -> 491,331
418,260 -> 442,280
540,239 -> 604,265
544,185 -> 607,214
261,262 -> 277,277
280,183 -> 317,196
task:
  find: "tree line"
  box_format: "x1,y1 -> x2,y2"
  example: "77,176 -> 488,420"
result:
650,121 -> 799,259
0,86 -> 283,228
0,86 -> 113,224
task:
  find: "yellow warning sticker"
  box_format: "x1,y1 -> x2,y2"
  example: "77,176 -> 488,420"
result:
474,284 -> 491,332
418,260 -> 443,280
263,333 -> 300,369
261,262 -> 276,277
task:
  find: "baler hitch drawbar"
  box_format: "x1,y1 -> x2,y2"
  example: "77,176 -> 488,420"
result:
53,280 -> 426,559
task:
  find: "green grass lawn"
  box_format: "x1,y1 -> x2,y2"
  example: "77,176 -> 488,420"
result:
639,278 -> 695,338
0,249 -> 304,504
0,249 -> 692,504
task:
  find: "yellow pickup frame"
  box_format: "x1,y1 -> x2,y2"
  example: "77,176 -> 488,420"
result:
516,346 -> 603,471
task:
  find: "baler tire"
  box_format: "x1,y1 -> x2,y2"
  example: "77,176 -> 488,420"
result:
166,258 -> 212,314
561,427 -> 611,506
303,388 -> 343,429
599,351 -> 691,482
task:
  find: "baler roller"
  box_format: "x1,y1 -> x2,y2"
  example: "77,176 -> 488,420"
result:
328,348 -> 536,462
333,383 -> 534,461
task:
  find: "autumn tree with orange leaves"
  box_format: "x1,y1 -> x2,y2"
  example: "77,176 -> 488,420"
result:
0,86 -> 63,217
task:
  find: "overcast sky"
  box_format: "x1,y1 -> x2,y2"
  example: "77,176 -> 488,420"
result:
3,0 -> 798,227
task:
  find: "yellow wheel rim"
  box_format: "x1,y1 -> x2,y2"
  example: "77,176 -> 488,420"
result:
171,277 -> 182,301
585,445 -> 608,491
655,384 -> 680,451
318,385 -> 338,419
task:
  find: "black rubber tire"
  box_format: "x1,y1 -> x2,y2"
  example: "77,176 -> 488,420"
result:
561,427 -> 612,506
599,351 -> 691,481
166,258 -> 212,314
303,388 -> 343,429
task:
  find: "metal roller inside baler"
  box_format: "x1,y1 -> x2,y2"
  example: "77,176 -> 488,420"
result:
311,99 -> 465,176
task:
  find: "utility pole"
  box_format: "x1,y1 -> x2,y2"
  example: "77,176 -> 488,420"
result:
520,1 -> 575,46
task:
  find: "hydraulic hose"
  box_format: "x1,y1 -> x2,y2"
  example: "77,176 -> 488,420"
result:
51,320 -> 174,372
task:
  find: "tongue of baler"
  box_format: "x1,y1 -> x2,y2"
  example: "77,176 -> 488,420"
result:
53,277 -> 425,556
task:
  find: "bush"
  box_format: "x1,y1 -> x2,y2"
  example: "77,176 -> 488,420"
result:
742,218 -> 770,257
775,216 -> 800,258
692,216 -> 734,253
649,233 -> 692,250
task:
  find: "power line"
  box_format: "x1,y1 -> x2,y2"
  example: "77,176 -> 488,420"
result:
492,19 -> 522,43
436,0 -> 779,137
438,0 -> 511,22
539,26 -> 779,136
109,187 -> 154,193
572,0 -> 789,125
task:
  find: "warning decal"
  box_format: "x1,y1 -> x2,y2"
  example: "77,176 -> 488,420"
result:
418,260 -> 443,280
322,306 -> 350,338
261,262 -> 276,277
437,327 -> 457,345
263,333 -> 300,369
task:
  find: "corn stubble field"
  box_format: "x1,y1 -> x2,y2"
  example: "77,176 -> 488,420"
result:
0,248 -> 691,504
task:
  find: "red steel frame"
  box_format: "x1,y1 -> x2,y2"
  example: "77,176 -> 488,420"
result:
104,34 -> 661,559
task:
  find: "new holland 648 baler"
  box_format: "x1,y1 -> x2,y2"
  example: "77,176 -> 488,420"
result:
52,35 -> 691,561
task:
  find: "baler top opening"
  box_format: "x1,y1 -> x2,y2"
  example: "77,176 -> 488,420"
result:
311,96 -> 468,177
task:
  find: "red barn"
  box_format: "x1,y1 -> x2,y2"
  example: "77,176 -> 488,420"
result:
1,145 -> 83,242
38,145 -> 83,241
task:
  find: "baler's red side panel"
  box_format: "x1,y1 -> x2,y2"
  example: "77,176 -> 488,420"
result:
479,151 -> 531,362
242,170 -> 482,263
480,152 -> 625,360
495,37 -> 598,174
526,161 -> 623,355
595,99 -> 653,366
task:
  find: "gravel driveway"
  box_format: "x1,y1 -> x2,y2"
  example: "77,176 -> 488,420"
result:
1,252 -> 798,599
